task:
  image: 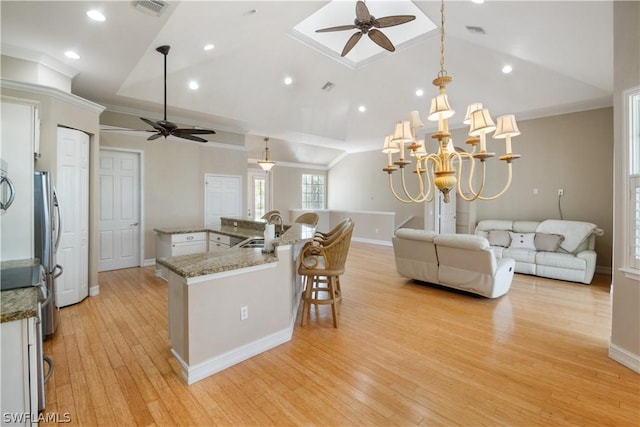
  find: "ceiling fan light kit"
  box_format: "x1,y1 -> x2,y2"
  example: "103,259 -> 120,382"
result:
315,0 -> 416,57
140,45 -> 216,143
383,0 -> 521,204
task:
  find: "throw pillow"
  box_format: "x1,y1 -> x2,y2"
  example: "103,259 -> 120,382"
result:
508,232 -> 536,250
534,233 -> 565,252
488,230 -> 511,247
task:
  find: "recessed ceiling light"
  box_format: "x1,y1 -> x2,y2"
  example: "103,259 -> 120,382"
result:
415,89 -> 424,97
188,81 -> 199,90
502,65 -> 513,74
283,76 -> 293,85
203,44 -> 214,51
64,50 -> 80,60
358,105 -> 366,113
86,10 -> 106,21
471,0 -> 485,4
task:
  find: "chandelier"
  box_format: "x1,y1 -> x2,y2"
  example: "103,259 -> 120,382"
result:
258,137 -> 275,172
383,0 -> 521,203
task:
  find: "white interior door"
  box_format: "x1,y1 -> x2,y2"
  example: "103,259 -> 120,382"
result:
439,192 -> 457,234
98,149 -> 141,271
56,127 -> 89,307
205,174 -> 241,227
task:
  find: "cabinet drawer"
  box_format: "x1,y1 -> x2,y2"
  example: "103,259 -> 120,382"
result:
208,232 -> 231,246
171,232 -> 206,244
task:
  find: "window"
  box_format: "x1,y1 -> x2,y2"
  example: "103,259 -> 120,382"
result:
302,174 -> 325,209
253,175 -> 266,219
627,88 -> 640,271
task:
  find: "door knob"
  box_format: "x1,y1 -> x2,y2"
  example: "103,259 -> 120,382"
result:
131,222 -> 139,226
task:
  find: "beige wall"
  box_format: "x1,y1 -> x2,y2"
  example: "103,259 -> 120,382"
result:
266,164 -> 328,214
328,149 -> 424,227
611,1 -> 640,370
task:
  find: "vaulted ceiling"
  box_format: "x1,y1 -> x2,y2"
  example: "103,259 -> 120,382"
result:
0,1 -> 613,166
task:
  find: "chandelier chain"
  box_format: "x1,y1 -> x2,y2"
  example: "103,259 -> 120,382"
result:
439,0 -> 447,78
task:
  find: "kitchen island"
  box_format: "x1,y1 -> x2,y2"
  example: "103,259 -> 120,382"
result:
155,222 -> 314,384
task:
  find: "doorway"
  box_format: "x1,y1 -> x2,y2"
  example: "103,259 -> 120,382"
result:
98,149 -> 143,272
247,170 -> 271,220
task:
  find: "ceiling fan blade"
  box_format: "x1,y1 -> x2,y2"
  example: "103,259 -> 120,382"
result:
171,132 -> 208,143
174,128 -> 216,135
140,117 -> 164,131
355,1 -> 370,21
341,31 -> 363,57
374,15 -> 416,28
368,29 -> 395,52
316,24 -> 357,33
147,133 -> 162,141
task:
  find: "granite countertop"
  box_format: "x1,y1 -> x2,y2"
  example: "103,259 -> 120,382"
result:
156,223 -> 316,279
1,258 -> 42,323
1,287 -> 39,323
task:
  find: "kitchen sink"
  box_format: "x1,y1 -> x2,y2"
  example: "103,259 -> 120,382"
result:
238,238 -> 264,248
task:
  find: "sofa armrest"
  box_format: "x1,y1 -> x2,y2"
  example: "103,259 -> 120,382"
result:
577,250 -> 597,284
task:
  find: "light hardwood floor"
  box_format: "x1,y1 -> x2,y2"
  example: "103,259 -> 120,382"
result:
42,242 -> 639,426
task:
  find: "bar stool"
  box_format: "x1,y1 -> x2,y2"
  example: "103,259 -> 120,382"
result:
294,212 -> 319,226
298,220 -> 354,328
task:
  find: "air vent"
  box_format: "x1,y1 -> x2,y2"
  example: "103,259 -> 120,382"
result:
133,0 -> 168,17
466,25 -> 486,35
321,81 -> 335,92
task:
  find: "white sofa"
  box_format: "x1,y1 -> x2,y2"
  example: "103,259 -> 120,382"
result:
392,229 -> 515,298
474,219 -> 602,284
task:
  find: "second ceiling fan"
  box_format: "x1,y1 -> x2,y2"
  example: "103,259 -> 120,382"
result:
316,0 -> 416,57
140,45 -> 216,143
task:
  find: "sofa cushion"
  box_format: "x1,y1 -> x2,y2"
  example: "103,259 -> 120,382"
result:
502,247 -> 537,264
535,233 -> 565,252
434,234 -> 490,250
536,220 -> 597,252
508,232 -> 536,250
395,228 -> 437,242
536,251 -> 587,270
488,230 -> 511,247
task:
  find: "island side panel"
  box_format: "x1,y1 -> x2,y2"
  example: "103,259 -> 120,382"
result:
186,247 -> 295,367
168,271 -> 188,362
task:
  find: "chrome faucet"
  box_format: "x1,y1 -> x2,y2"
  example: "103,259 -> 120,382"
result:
268,213 -> 284,237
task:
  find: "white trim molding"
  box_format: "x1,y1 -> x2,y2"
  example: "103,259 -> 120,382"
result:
609,342 -> 640,373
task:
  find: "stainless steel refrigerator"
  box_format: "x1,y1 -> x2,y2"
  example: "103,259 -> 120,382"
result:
34,171 -> 63,337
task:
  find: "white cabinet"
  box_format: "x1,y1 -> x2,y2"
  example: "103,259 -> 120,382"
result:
155,232 -> 207,280
208,232 -> 232,252
0,317 -> 38,425
0,99 -> 37,261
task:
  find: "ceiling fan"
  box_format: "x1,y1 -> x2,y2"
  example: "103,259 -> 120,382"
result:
140,45 -> 216,143
316,0 -> 416,57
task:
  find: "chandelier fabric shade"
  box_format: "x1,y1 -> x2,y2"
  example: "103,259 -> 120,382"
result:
382,0 -> 521,204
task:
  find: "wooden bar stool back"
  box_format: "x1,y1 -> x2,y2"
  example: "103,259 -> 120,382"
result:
298,221 -> 354,328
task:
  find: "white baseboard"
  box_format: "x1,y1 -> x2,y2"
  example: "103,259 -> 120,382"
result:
175,326 -> 293,385
89,285 -> 100,297
609,342 -> 640,373
353,236 -> 392,247
143,258 -> 156,267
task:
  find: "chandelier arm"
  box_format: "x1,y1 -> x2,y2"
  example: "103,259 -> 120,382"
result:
423,158 -> 437,203
399,166 -> 429,202
455,152 -> 484,202
476,162 -> 514,201
388,174 -> 424,203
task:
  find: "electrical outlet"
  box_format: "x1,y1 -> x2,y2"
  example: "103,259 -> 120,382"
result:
240,306 -> 248,320
558,188 -> 564,196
